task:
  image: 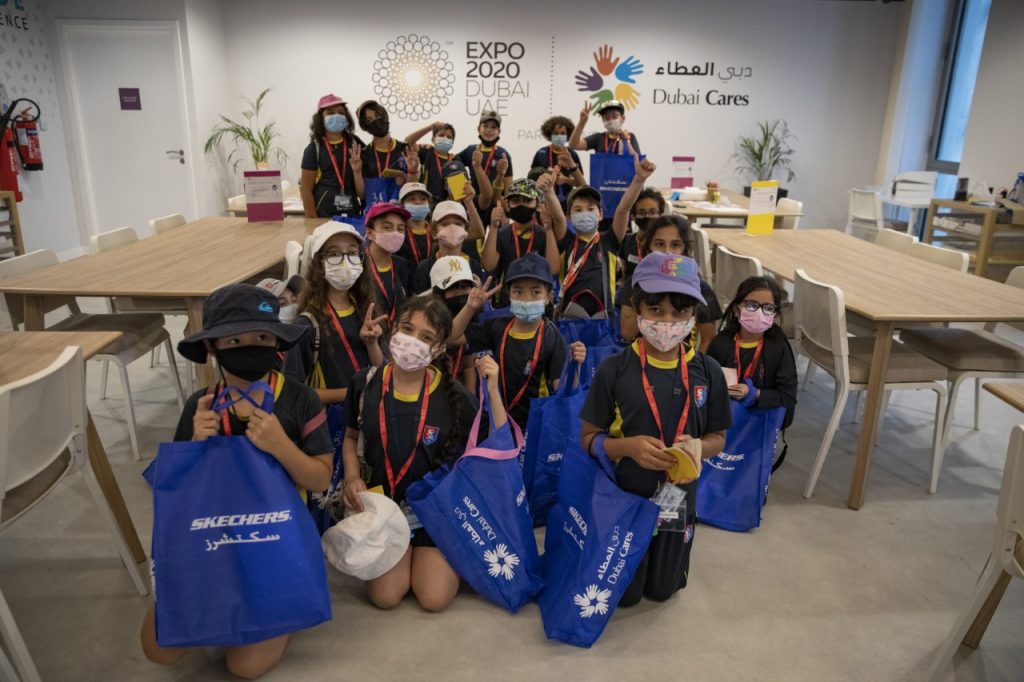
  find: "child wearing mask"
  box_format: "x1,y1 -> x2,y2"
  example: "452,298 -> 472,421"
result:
456,110 -> 513,206
568,99 -> 641,155
451,253 -> 586,427
300,93 -> 365,218
581,253 -> 730,607
396,183 -> 435,268
706,276 -> 797,429
363,202 -> 414,323
142,284 -> 334,678
531,115 -> 585,203
426,255 -> 479,387
404,121 -> 493,210
357,100 -> 419,186
411,199 -> 485,294
342,295 -> 488,612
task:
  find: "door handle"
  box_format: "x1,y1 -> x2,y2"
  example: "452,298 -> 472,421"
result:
165,149 -> 185,165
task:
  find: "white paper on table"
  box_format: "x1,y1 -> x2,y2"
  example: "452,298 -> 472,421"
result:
747,185 -> 778,215
244,174 -> 283,203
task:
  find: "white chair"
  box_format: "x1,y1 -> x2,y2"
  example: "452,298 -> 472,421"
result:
227,194 -> 246,216
907,241 -> 969,272
847,189 -> 884,241
714,245 -> 763,308
776,197 -> 802,230
689,224 -> 712,284
281,180 -> 292,192
300,234 -> 316,277
285,240 -> 303,280
149,213 -> 186,235
0,250 -> 185,461
875,227 -> 917,254
0,347 -> 149,681
926,425 -> 1024,680
795,269 -> 949,497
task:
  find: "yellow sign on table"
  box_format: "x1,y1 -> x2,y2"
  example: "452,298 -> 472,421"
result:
745,180 -> 780,235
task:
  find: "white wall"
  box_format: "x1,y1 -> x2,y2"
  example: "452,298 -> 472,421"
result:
959,0 -> 1023,192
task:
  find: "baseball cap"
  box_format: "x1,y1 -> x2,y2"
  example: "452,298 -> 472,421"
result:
566,185 -> 603,208
507,178 -> 541,202
317,93 -> 346,110
479,110 -> 502,126
255,277 -> 288,298
398,182 -> 431,202
321,492 -> 410,581
432,200 -> 467,224
309,220 -> 364,256
506,253 -> 552,287
429,256 -> 475,291
364,201 -> 411,224
177,284 -> 309,363
631,252 -> 706,304
596,99 -> 625,115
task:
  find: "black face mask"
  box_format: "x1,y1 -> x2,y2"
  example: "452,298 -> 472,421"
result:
215,346 -> 279,383
508,205 -> 536,225
635,217 -> 654,232
478,134 -> 500,146
443,294 -> 469,319
364,118 -> 390,138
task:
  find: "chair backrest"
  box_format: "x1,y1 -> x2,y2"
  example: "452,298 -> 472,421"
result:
997,425 -> 1024,575
893,170 -> 938,194
281,180 -> 292,192
875,227 -> 917,253
907,241 -> 968,272
714,245 -> 763,307
285,240 -> 303,280
0,250 -> 80,328
227,194 -> 246,213
1005,266 -> 1024,289
689,225 -> 712,283
847,189 -> 884,238
0,346 -> 86,528
794,269 -> 850,382
90,226 -> 138,254
300,235 -> 316,277
776,197 -> 803,230
149,213 -> 186,235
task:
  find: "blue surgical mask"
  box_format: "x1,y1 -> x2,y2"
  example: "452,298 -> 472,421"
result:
405,203 -> 431,222
572,211 -> 600,234
510,299 -> 546,322
551,134 -> 568,147
434,136 -> 454,153
324,114 -> 348,133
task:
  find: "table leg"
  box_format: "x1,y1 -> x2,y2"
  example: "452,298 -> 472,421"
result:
86,411 -> 147,565
975,211 -> 996,278
962,568 -> 1012,649
848,321 -> 894,509
22,294 -> 45,330
185,296 -> 214,387
923,201 -> 938,245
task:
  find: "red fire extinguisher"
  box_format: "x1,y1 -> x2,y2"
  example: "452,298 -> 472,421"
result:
0,126 -> 21,202
14,117 -> 42,171
0,97 -> 42,202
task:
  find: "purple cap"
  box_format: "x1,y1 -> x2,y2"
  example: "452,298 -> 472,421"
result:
364,201 -> 411,224
631,252 -> 705,304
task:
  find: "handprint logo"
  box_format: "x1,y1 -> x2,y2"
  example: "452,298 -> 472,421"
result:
574,44 -> 644,113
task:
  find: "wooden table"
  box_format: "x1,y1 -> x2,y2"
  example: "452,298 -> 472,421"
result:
703,228 -> 1024,509
0,331 -> 147,570
923,198 -> 1024,279
229,186 -> 304,216
0,216 -> 323,385
666,189 -> 804,226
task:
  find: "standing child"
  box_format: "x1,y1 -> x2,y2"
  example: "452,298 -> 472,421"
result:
411,196 -> 486,294
427,255 -> 479,387
580,253 -> 731,606
357,100 -> 419,187
363,202 -> 414,323
300,93 -> 365,218
568,98 -> 641,155
531,115 -> 585,203
341,295 -> 488,612
141,284 -> 334,678
706,276 -> 797,429
456,110 -> 513,207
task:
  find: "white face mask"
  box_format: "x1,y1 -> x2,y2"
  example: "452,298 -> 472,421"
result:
437,223 -> 468,248
324,260 -> 363,291
278,303 -> 300,323
604,118 -> 623,134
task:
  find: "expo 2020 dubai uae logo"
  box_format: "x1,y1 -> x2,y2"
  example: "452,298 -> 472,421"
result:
372,34 -> 456,121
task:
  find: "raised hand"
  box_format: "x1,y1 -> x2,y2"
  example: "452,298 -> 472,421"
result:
466,276 -> 502,312
461,182 -> 476,204
495,155 -> 509,178
359,302 -> 388,343
471,147 -> 483,169
192,393 -> 219,442
537,201 -> 552,231
589,89 -> 614,112
615,55 -> 644,84
491,202 -> 507,229
569,341 -> 587,364
349,143 -> 363,173
246,408 -> 291,458
535,166 -> 556,193
475,354 -> 500,383
593,44 -> 619,76
628,140 -> 656,180
404,144 -> 420,176
579,98 -> 591,123
574,66 -> 603,93
615,82 -> 640,110
556,150 -> 574,168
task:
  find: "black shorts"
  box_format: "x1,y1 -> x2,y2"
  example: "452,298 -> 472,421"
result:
410,527 -> 436,548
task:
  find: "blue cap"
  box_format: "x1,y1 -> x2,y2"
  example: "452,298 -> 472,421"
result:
505,253 -> 552,287
631,252 -> 705,304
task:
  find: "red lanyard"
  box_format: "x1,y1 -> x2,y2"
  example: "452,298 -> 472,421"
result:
374,141 -> 393,176
322,137 -> 348,192
219,372 -> 278,436
562,235 -> 600,293
433,151 -> 449,177
326,305 -> 362,371
513,227 -> 535,260
547,145 -> 556,168
734,336 -> 765,381
603,134 -> 620,154
637,340 -> 690,446
479,144 -> 497,176
499,319 -> 546,412
368,252 -> 397,321
379,364 -> 431,494
449,344 -> 465,377
408,229 -> 431,265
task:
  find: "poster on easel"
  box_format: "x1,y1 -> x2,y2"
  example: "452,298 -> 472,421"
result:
745,180 -> 779,235
243,170 -> 284,222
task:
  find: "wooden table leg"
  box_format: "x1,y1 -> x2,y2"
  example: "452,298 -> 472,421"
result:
975,210 -> 996,278
962,568 -> 1012,649
185,296 -> 214,387
86,411 -> 147,565
21,294 -> 45,330
848,321 -> 894,509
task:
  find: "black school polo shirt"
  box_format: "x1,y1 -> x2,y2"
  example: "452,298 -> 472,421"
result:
583,132 -> 641,155
705,326 -> 798,429
301,137 -> 365,217
419,148 -> 458,202
360,139 -> 409,178
530,145 -> 584,200
367,254 -> 412,321
284,307 -> 371,391
456,144 -> 514,192
558,230 -> 619,315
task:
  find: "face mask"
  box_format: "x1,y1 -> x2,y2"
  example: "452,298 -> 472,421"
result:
215,346 -> 278,383
739,308 -> 775,335
372,230 -> 405,254
551,134 -> 568,147
572,211 -> 600,234
634,217 -> 654,233
324,260 -> 363,291
479,134 -> 500,146
324,114 -> 348,133
604,118 -> 623,134
405,203 -> 430,222
443,294 -> 469,318
638,317 -> 695,353
279,303 -> 299,323
434,136 -> 454,153
510,299 -> 546,322
389,332 -> 435,372
508,205 -> 536,225
437,224 -> 468,248
365,118 -> 390,138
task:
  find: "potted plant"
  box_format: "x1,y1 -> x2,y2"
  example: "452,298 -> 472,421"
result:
204,88 -> 288,172
734,119 -> 795,200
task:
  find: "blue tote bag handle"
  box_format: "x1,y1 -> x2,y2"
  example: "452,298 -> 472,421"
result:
464,377 -> 523,457
211,380 -> 275,414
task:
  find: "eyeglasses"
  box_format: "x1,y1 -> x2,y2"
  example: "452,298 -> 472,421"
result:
635,210 -> 661,219
741,300 -> 779,316
321,252 -> 363,266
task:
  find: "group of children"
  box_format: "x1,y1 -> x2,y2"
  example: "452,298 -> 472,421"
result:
141,91 -> 798,678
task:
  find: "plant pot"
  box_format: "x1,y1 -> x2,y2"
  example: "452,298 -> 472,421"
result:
742,186 -> 789,201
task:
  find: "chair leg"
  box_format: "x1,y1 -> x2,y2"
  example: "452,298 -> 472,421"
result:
941,375 -> 970,454
930,387 -> 949,494
163,337 -> 186,409
801,360 -> 817,391
853,391 -> 863,424
0,586 -> 42,682
99,359 -> 110,399
80,457 -> 149,596
114,360 -> 142,461
803,384 -> 851,499
973,378 -> 982,431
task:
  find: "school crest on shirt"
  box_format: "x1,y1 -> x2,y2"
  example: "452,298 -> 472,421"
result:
423,425 -> 440,446
694,385 -> 707,408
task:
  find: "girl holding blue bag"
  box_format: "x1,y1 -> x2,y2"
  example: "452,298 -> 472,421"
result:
141,284 -> 334,678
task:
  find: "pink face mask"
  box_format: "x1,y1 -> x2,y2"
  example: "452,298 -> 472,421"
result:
437,224 -> 468,249
638,317 -> 695,353
389,332 -> 435,372
739,308 -> 775,335
373,229 -> 406,254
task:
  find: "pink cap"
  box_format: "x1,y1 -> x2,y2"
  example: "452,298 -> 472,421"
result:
317,93 -> 347,110
364,201 -> 411,224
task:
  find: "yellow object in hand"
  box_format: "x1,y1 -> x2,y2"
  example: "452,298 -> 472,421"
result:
665,441 -> 702,483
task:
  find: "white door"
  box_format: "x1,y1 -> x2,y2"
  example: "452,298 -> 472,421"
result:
58,21 -> 197,237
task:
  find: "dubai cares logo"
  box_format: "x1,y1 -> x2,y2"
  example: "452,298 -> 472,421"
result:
574,44 -> 644,113
373,34 -> 456,121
